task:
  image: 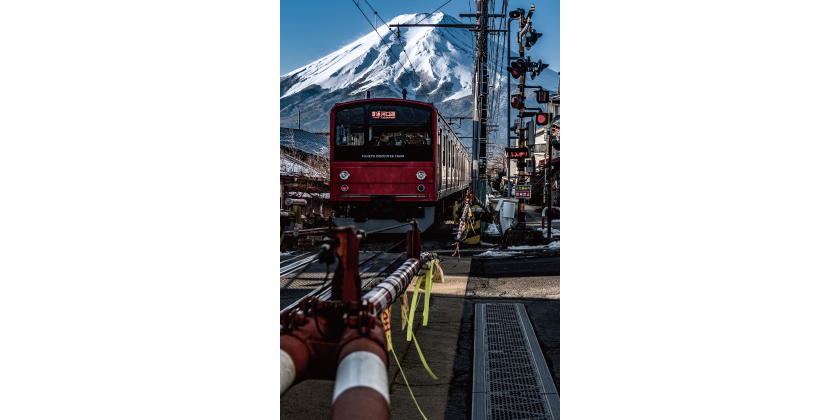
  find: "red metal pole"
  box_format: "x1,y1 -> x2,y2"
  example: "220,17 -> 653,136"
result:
331,227 -> 361,302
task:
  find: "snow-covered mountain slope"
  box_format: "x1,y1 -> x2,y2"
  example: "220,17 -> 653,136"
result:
280,12 -> 558,140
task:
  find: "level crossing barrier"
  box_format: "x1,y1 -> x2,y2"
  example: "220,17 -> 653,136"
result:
280,220 -> 433,420
542,206 -> 558,229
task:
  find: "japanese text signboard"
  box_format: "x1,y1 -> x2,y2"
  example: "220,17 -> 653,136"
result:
514,184 -> 531,199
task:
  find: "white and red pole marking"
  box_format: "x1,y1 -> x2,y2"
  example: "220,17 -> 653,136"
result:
542,206 -> 557,229
330,338 -> 390,420
280,334 -> 311,396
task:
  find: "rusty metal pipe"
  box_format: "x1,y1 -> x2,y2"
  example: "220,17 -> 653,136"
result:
280,334 -> 311,396
330,325 -> 390,419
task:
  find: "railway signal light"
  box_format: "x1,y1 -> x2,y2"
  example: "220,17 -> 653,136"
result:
530,60 -> 549,80
523,29 -> 542,50
506,59 -> 526,79
535,89 -> 549,103
510,94 -> 525,109
340,184 -> 349,192
535,112 -> 549,126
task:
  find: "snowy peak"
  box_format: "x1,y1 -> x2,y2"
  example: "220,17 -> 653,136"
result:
282,12 -> 474,102
280,12 -> 558,138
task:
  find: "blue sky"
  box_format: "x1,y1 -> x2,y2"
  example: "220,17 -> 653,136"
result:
280,0 -> 559,76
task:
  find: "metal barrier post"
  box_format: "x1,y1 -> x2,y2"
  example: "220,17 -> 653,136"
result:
330,227 -> 361,302
406,220 -> 421,260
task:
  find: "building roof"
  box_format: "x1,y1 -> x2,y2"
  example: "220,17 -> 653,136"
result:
280,128 -> 329,156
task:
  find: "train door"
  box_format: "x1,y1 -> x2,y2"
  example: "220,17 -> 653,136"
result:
437,128 -> 442,195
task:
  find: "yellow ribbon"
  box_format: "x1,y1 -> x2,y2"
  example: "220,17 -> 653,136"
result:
406,269 -> 437,379
386,333 -> 428,420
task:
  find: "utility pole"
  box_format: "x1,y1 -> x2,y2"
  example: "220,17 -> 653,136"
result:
391,10 -> 505,201
298,110 -> 300,130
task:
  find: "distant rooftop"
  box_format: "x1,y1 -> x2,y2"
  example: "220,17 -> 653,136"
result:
280,128 -> 329,156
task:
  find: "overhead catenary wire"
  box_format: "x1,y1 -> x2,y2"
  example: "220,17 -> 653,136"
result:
353,0 -> 432,103
415,0 -> 454,25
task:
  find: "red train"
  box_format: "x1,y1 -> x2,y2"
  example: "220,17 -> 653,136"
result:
329,98 -> 471,233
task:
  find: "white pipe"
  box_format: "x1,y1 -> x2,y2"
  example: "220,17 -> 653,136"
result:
281,348 -> 296,396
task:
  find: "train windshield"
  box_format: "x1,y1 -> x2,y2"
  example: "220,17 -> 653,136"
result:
334,104 -> 433,162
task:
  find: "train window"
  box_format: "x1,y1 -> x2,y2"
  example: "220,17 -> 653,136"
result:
370,126 -> 431,147
334,107 -> 365,146
333,104 -> 433,161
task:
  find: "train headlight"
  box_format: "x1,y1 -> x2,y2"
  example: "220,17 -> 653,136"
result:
339,171 -> 350,180
416,171 -> 426,180
417,184 -> 425,192
341,184 -> 349,192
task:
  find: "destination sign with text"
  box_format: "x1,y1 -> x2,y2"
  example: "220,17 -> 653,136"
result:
506,147 -> 530,159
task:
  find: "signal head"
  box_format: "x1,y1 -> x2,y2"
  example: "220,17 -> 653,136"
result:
536,89 -> 549,103
524,30 -> 542,49
535,112 -> 549,126
510,94 -> 524,109
506,58 -> 526,78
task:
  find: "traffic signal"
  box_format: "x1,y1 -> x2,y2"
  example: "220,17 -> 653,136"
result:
506,59 -> 526,79
535,89 -> 549,103
535,112 -> 549,126
510,94 -> 525,109
523,29 -> 542,49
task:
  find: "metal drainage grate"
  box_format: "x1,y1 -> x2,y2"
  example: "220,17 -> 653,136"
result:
472,303 -> 559,420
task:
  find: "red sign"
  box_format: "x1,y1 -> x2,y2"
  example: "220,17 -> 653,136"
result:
371,111 -> 395,119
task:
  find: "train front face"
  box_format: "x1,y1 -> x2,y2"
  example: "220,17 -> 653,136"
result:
330,99 -> 438,233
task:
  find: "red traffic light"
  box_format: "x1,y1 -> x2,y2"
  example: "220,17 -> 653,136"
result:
510,94 -> 524,109
340,184 -> 349,192
506,59 -> 526,79
535,112 -> 548,126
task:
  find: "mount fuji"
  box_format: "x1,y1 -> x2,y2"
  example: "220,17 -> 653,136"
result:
280,12 -> 558,142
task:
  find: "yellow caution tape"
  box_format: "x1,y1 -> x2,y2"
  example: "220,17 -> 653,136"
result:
386,333 -> 428,420
423,261 -> 433,326
407,275 -> 422,341
400,292 -> 409,331
432,260 -> 444,283
406,270 -> 437,379
380,307 -> 392,351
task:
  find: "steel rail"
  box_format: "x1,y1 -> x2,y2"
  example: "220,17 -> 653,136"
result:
362,221 -> 416,235
280,253 -> 320,278
280,250 -> 390,315
280,251 -> 317,266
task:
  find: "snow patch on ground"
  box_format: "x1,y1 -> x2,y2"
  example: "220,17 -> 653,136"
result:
485,223 -> 501,235
548,240 -> 559,249
540,227 -> 560,239
507,244 -> 547,250
280,251 -> 293,257
475,250 -> 521,258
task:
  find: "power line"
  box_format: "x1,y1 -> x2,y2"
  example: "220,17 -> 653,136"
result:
350,0 -> 433,103
415,0 -> 453,25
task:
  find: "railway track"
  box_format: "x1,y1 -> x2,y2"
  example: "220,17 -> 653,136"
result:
280,239 -> 407,313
